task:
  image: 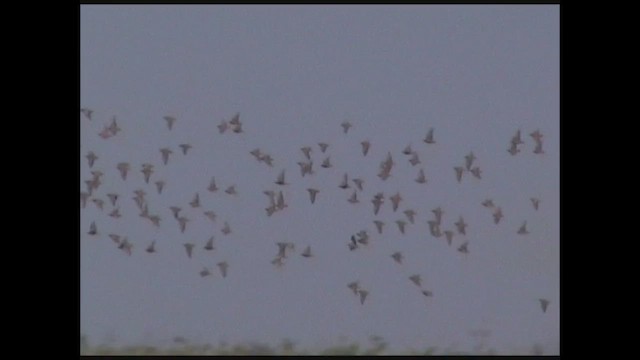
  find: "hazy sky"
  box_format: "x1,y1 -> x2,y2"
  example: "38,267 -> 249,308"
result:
80,5 -> 559,354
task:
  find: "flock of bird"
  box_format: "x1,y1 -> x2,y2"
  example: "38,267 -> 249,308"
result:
81,108 -> 551,315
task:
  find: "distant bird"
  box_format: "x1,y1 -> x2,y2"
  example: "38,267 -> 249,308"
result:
348,236 -> 358,251
358,289 -> 368,305
409,274 -> 422,287
218,120 -> 228,133
98,126 -> 113,139
421,290 -> 433,298
352,178 -> 364,191
170,206 -> 181,219
204,236 -> 215,251
148,215 -> 161,227
530,130 -> 543,143
321,156 -> 332,168
301,246 -> 313,258
533,142 -> 544,154
217,261 -> 229,278
339,173 -> 350,189
356,230 -> 369,245
465,152 -> 476,171
373,220 -> 384,234
88,221 -> 97,235
275,170 -> 288,186
428,220 -> 442,238
507,142 -> 521,156
271,256 -> 285,268
390,193 -> 402,212
204,211 -> 217,222
179,143 -> 192,155
403,209 -> 416,224
396,220 -> 407,235
492,207 -> 503,224
108,116 -> 121,135
86,151 -> 97,168
361,140 -> 370,156
276,242 -> 295,258
415,168 -> 427,184
408,152 -> 420,166
250,148 -> 262,161
512,129 -> 523,145
531,197 -> 540,210
318,142 -> 329,153
301,146 -> 312,160
470,167 -> 482,179
517,221 -> 529,235
80,108 -> 93,120
190,193 -> 200,208
117,162 -> 130,181
91,198 -> 104,211
297,161 -> 314,177
108,234 -> 121,244
225,185 -> 237,195
539,298 -> 550,313
146,240 -> 156,253
177,216 -> 189,233
391,251 -> 403,264
348,190 -> 359,204
160,148 -> 173,165
402,145 -> 413,155
444,230 -> 454,246
307,188 -> 319,204
118,237 -> 132,256
424,128 -> 435,144
372,196 -> 384,216
109,208 -> 121,218
141,164 -> 154,184
482,199 -> 495,208
208,177 -> 218,192
347,281 -> 360,295
155,180 -> 165,194
221,221 -> 231,235
432,207 -> 444,224
276,191 -> 287,210
106,193 -> 119,207
457,242 -> 469,254
454,216 -> 467,235
163,116 -> 176,130
229,113 -> 243,133
454,166 -> 464,183
200,267 -> 211,277
183,243 -> 195,259
341,121 -> 352,134
80,192 -> 90,208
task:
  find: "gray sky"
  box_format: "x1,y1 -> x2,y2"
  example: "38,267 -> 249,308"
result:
80,5 -> 559,354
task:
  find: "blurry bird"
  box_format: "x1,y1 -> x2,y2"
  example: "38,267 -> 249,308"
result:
146,240 -> 156,253
160,148 -> 172,165
403,209 -> 416,224
218,120 -> 228,134
141,164 -> 154,184
109,208 -> 121,218
455,216 -> 467,235
276,191 -> 287,210
415,168 -> 427,184
230,113 -> 243,133
465,152 -> 476,170
271,256 -> 285,268
86,151 -> 97,168
276,242 -> 292,258
530,130 -> 543,143
492,207 -> 503,224
190,193 -> 200,208
297,161 -> 314,177
225,185 -> 237,195
372,197 -> 384,216
347,281 -> 360,295
318,142 -> 329,153
341,121 -> 352,134
301,146 -> 312,160
208,177 -> 218,192
396,220 -> 407,235
148,215 -> 161,227
409,274 -> 422,287
118,237 -> 132,256
361,140 -> 370,156
183,243 -> 195,259
204,237 -> 215,251
339,173 -> 350,189
348,190 -> 359,204
80,108 -> 93,120
179,143 -> 192,155
356,230 -> 369,245
117,162 -> 130,181
512,129 -> 523,145
221,221 -> 231,235
301,246 -> 313,258
352,178 -> 364,191
391,252 -> 403,264
444,230 -> 454,246
307,188 -> 319,204
169,206 -> 181,219
390,193 -> 402,212
408,152 -> 420,166
424,128 -> 435,144
402,144 -> 413,155
539,298 -> 550,313
348,236 -> 358,251
373,220 -> 384,234
98,126 -> 113,139
531,197 -> 540,210
458,242 -> 469,254
91,198 -> 104,211
106,193 -> 119,207
454,166 -> 464,183
139,203 -> 149,218
507,142 -> 521,156
259,154 -> 274,167
204,211 -> 217,222
517,221 -> 529,235
533,142 -> 545,154
428,220 -> 442,238
200,267 -> 211,277
321,156 -> 332,168
482,199 -> 495,208
177,216 -> 189,233
432,207 -> 443,224
163,116 -> 176,130
155,180 -> 165,194
250,148 -> 262,161
108,234 -> 121,244
108,116 -> 121,135
470,167 -> 482,179
275,170 -> 288,185
88,221 -> 97,235
80,192 -> 90,208
422,290 -> 433,297
217,261 -> 229,278
358,289 -> 368,305
91,170 -> 103,181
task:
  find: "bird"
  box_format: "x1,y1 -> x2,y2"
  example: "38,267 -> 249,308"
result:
200,267 -> 211,277
301,146 -> 312,160
86,151 -> 98,168
408,152 -> 420,166
98,126 -> 113,139
80,108 -> 93,120
190,193 -> 200,208
217,261 -> 229,278
88,221 -> 97,235
402,145 -> 413,155
106,193 -> 119,207
91,198 -> 104,211
539,298 -> 550,313
179,143 -> 192,155
321,156 -> 332,168
409,274 -> 422,287
183,243 -> 195,259
358,289 -> 368,305
146,240 -> 156,253
424,128 -> 435,144
415,169 -> 427,184
148,215 -> 161,227
169,206 -> 181,219
530,130 -> 543,143
221,221 -> 231,235
141,164 -> 154,184
109,208 -> 121,218
348,236 -> 358,251
517,221 -> 529,235
373,220 -> 384,234
391,252 -> 403,264
297,161 -> 314,177
225,185 -> 237,195
403,209 -> 416,224
428,220 -> 442,238
396,220 -> 407,235
271,256 -> 285,268
507,142 -> 521,156
511,129 -> 523,145
347,281 -> 360,295
108,234 -> 121,244
492,207 -> 503,224
118,237 -> 132,256
454,216 -> 467,235
454,166 -> 464,183
347,190 -> 359,204
275,170 -> 288,185
160,148 -> 173,165
276,191 -> 287,210
155,180 -> 165,194
465,152 -> 476,170
390,193 -> 402,212
259,153 -> 274,166
204,237 -> 215,251
318,142 -> 329,153
457,242 -> 469,254
339,173 -> 350,189
421,290 -> 433,297
208,177 -> 218,192
218,120 -> 228,134
204,211 -> 217,222
108,116 -> 121,135
341,121 -> 352,134
250,148 -> 262,161
306,188 -> 319,204
352,178 -> 364,191
177,216 -> 189,233
80,192 -> 90,208
533,142 -> 545,154
444,230 -> 454,246
229,113 -> 243,133
531,197 -> 540,210
372,196 -> 384,216
116,162 -> 130,181
356,230 -> 369,245
432,207 -> 444,224
470,167 -> 482,179
482,199 -> 495,208
163,116 -> 176,130
301,246 -> 312,258
361,140 -> 370,156
276,242 -> 295,258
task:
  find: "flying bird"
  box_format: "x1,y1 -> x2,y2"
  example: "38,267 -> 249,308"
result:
117,162 -> 130,181
391,252 -> 403,264
169,206 -> 181,219
190,193 -> 200,208
373,220 -> 384,234
109,208 -> 121,218
396,220 -> 407,234
86,151 -> 97,168
218,120 -> 228,134
338,173 -> 350,189
118,237 -> 132,256
250,148 -> 262,161
512,129 -> 523,145
204,237 -> 215,251
275,170 -> 288,186
428,220 -> 442,238
372,197 -> 384,216
217,261 -> 229,278
80,108 -> 93,120
358,289 -> 368,305
517,221 -> 529,235
229,113 -> 243,133
533,142 -> 545,154
204,210 -> 217,222
492,207 -> 503,224
390,193 -> 402,212
321,156 -> 332,168
403,209 -> 416,224
409,274 -> 422,287
80,192 -> 90,208
347,281 -> 360,295
454,216 -> 467,235
408,152 -> 420,166
146,240 -> 156,253
415,169 -> 427,184
531,197 -> 540,210
402,145 -> 413,155
458,242 -> 469,254
88,221 -> 97,235
482,199 -> 495,208
422,290 -> 434,297
301,246 -> 313,258
454,166 -> 464,183
276,191 -> 287,210
200,267 -> 211,277
148,215 -> 161,227
106,193 -> 119,207
183,243 -> 195,259
539,298 -> 550,313
177,216 -> 189,233
108,234 -> 121,244
465,152 -> 476,170
348,190 -> 359,204
208,177 -> 218,192
108,116 -> 121,135
141,164 -> 154,184
352,178 -> 364,191
259,153 -> 274,167
361,140 -> 370,156
301,146 -> 312,160
432,207 -> 444,224
91,198 -> 104,211
163,116 -> 176,130
221,221 -> 231,235
179,143 -> 192,155
470,167 -> 482,179
424,128 -> 435,144
160,148 -> 173,165
318,142 -> 329,153
341,121 -> 352,134
530,130 -> 543,143
225,185 -> 237,195
444,230 -> 454,246
155,180 -> 165,194
507,142 -> 521,156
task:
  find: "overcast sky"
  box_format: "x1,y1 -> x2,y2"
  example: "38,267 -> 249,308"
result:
80,5 -> 559,354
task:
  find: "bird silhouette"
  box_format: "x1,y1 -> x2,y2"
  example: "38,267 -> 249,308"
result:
458,242 -> 469,254
454,166 -> 464,183
141,164 -> 154,184
179,144 -> 192,155
321,156 -> 332,168
517,221 -> 529,235
415,169 -> 427,184
88,221 -> 97,236
106,193 -> 119,207
409,274 -> 422,287
225,185 -> 238,196
403,209 -> 416,224
160,148 -> 173,165
424,128 -> 435,144
341,121 -> 352,134
86,151 -> 98,168
155,180 -> 165,194
352,178 -> 364,191
218,120 -> 228,134
190,193 -> 200,208
390,193 -> 402,212
204,236 -> 215,251
108,234 -> 121,244
116,162 -> 130,181
347,281 -> 360,295
275,170 -> 288,186
80,192 -> 90,208
318,142 -> 329,153
183,243 -> 195,259
358,289 -> 368,305
177,216 -> 189,233
301,146 -> 312,160
492,207 -> 503,224
276,191 -> 287,210
306,188 -> 319,204
533,142 -> 544,154
348,190 -> 359,204
163,116 -> 176,130
507,142 -> 521,156
396,220 -> 407,235
80,108 -> 93,120
444,230 -> 454,246
169,206 -> 181,219
200,267 -> 211,277
301,246 -> 313,258
454,216 -> 467,235
470,167 -> 482,179
531,197 -> 540,210
208,177 -> 218,192
391,252 -> 403,264
361,140 -> 370,156
482,199 -> 495,208
408,152 -> 420,166
204,211 -> 217,223
146,240 -> 156,253
539,298 -> 550,313
338,173 -> 350,189
465,152 -> 476,171
373,220 -> 384,234
221,221 -> 231,235
432,207 -> 444,224
217,261 -> 229,278
109,208 -> 121,218
530,130 -> 543,143
402,145 -> 413,155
